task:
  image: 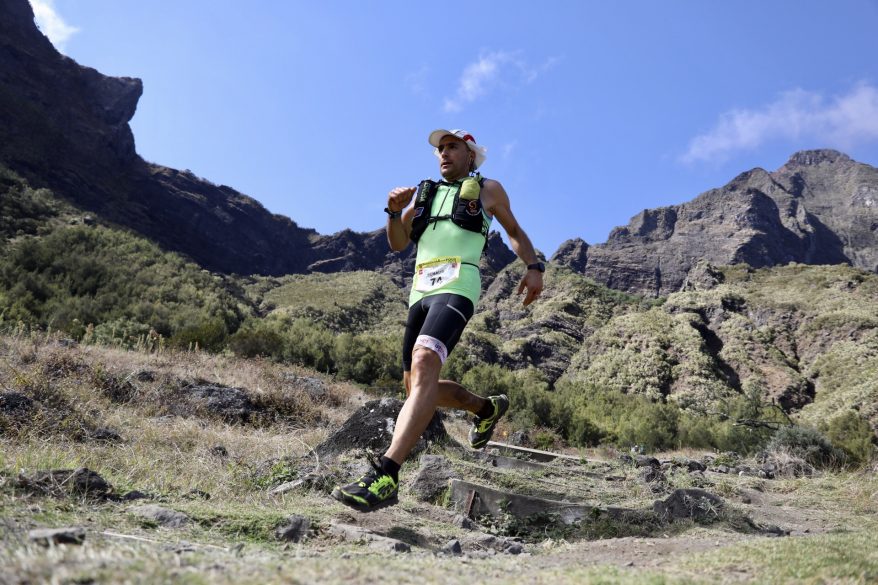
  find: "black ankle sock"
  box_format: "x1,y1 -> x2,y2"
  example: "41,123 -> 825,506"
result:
380,456 -> 401,482
476,398 -> 495,419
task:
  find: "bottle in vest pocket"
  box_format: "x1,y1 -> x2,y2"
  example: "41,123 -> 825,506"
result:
415,179 -> 437,206
459,176 -> 480,200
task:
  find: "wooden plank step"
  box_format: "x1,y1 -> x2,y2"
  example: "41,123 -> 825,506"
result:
486,441 -> 596,464
473,451 -> 551,472
449,479 -> 633,525
471,452 -> 606,481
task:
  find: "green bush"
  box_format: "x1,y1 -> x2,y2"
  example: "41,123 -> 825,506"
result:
228,320 -> 284,358
549,377 -> 788,453
615,399 -> 680,452
0,167 -> 60,238
281,319 -> 335,372
680,382 -> 790,453
331,332 -> 402,385
460,364 -> 516,402
90,319 -> 154,349
767,425 -> 845,468
822,411 -> 876,467
552,380 -> 681,450
168,318 -> 228,352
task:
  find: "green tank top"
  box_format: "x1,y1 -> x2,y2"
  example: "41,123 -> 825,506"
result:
409,182 -> 491,307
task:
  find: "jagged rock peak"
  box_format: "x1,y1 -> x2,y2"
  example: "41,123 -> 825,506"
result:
550,238 -> 589,272
784,149 -> 852,168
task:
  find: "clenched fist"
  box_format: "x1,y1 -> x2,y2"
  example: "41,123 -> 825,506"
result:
387,186 -> 416,213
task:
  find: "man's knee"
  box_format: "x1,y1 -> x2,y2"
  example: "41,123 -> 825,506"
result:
413,334 -> 448,364
411,346 -> 442,372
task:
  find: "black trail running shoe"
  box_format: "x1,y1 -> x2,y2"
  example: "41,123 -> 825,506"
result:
331,457 -> 399,512
469,394 -> 509,449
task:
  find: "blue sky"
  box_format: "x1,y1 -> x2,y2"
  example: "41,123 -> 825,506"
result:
33,1 -> 878,258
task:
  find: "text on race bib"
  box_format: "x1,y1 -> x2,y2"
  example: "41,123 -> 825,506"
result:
415,256 -> 462,293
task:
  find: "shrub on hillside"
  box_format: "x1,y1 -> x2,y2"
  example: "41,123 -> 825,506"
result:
766,425 -> 845,469
168,318 -> 229,352
551,377 -> 787,453
553,380 -> 681,450
0,167 -> 59,238
0,225 -> 245,340
822,410 -> 876,467
90,319 -> 153,349
281,319 -> 334,372
680,381 -> 790,453
331,332 -> 401,385
228,321 -> 284,359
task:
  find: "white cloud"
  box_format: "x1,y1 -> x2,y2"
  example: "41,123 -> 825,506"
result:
30,0 -> 79,51
443,51 -> 558,113
502,141 -> 517,159
406,65 -> 431,96
681,83 -> 878,164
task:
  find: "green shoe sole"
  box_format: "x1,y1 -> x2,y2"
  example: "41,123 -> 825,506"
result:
330,487 -> 399,512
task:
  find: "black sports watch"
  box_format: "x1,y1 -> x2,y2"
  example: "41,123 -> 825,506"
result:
527,262 -> 545,273
384,207 -> 402,219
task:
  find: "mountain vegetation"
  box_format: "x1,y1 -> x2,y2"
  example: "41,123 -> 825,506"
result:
2,164 -> 875,466
2,1 -> 877,581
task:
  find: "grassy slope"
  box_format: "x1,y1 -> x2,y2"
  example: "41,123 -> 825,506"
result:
1,334 -> 877,584
0,165 -> 251,343
247,270 -> 407,334
548,263 -> 878,424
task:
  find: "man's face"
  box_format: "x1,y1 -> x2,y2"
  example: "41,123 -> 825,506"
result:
437,135 -> 474,181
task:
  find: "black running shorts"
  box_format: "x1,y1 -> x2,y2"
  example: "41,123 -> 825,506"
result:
401,293 -> 475,370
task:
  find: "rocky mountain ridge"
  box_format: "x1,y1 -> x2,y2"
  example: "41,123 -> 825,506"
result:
552,149 -> 878,296
3,0 -> 878,297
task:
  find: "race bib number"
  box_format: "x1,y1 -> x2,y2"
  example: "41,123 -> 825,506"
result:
415,256 -> 461,293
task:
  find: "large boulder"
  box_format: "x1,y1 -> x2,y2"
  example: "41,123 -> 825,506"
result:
315,398 -> 449,459
409,455 -> 460,502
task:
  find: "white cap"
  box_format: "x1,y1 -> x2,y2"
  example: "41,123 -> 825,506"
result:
428,128 -> 487,170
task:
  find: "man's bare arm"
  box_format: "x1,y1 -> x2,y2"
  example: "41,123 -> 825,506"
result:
482,180 -> 544,305
386,186 -> 416,251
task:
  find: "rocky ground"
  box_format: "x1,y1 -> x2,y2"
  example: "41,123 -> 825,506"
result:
1,334 -> 877,585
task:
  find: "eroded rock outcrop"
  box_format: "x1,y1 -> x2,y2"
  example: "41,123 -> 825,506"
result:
553,150 -> 878,296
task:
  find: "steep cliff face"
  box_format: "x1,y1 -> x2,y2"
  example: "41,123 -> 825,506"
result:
0,0 -> 141,186
0,0 -> 311,274
552,150 -> 878,296
0,0 -> 515,277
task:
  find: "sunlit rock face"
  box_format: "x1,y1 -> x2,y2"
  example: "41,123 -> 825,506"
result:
553,149 -> 878,296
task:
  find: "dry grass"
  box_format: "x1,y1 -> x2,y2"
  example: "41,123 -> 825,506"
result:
2,332 -> 878,584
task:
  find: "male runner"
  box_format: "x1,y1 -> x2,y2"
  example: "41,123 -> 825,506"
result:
332,129 -> 544,510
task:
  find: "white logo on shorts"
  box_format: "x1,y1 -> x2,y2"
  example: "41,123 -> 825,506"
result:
414,335 -> 448,363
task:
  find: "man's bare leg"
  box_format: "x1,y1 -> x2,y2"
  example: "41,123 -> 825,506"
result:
384,347 -> 487,464
403,373 -> 487,411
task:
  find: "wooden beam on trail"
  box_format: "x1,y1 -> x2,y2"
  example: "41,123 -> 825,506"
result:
449,479 -> 634,525
474,451 -> 551,472
486,441 -> 595,464
472,452 -> 606,480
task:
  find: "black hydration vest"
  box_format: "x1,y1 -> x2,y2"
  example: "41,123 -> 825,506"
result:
409,175 -> 489,245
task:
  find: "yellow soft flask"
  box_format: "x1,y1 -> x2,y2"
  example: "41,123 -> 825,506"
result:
459,176 -> 481,200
